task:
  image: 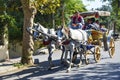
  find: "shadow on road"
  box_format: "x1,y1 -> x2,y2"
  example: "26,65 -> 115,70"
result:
0,59 -> 67,80
0,58 -> 120,80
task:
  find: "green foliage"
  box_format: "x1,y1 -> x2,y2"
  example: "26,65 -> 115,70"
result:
0,14 -> 22,42
0,0 -> 87,44
0,14 -> 16,27
110,0 -> 120,31
55,0 -> 87,26
34,0 -> 60,14
34,13 -> 53,28
0,0 -> 23,42
0,14 -> 15,45
13,62 -> 24,68
116,17 -> 120,31
34,0 -> 87,28
95,0 -> 120,31
0,14 -> 15,40
65,0 -> 86,14
8,24 -> 22,42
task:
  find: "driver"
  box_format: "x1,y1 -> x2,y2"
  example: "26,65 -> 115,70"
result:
69,11 -> 84,29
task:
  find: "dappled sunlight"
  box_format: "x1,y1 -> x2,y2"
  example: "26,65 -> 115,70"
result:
0,59 -> 120,80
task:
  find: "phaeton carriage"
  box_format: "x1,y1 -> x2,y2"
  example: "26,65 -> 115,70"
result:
26,11 -> 115,73
75,11 -> 115,63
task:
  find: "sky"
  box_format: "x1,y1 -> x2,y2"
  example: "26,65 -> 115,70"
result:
82,0 -> 109,10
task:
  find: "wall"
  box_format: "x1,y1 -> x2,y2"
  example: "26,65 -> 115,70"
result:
9,42 -> 22,58
0,34 -> 9,61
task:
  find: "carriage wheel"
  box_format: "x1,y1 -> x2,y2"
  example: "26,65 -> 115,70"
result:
109,38 -> 115,58
85,50 -> 90,65
94,46 -> 101,63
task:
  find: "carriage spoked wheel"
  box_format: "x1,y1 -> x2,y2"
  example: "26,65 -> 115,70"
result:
84,50 -> 90,65
109,38 -> 115,58
94,46 -> 101,63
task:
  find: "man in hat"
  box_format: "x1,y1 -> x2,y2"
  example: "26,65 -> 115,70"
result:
69,11 -> 84,29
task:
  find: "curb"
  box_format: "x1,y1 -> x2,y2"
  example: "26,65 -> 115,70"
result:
0,66 -> 18,75
0,59 -> 21,75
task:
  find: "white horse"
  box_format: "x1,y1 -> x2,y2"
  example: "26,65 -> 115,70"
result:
27,23 -> 64,70
57,27 -> 88,72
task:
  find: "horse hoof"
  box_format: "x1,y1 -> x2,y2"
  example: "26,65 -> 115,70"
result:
77,64 -> 81,68
48,67 -> 52,70
86,63 -> 89,65
77,62 -> 82,67
71,63 -> 76,67
66,70 -> 70,73
51,64 -> 55,67
86,61 -> 89,65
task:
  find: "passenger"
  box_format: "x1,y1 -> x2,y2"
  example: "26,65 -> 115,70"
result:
83,18 -> 93,43
100,23 -> 108,32
95,20 -> 99,25
69,11 -> 84,29
90,18 -> 100,30
84,18 -> 93,30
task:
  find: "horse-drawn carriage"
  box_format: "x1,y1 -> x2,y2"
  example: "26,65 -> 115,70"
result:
78,11 -> 115,63
26,11 -> 115,73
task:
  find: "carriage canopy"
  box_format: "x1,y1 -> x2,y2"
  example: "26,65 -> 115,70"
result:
80,11 -> 110,18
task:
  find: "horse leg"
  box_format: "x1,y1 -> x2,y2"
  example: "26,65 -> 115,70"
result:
77,48 -> 83,67
60,46 -> 65,64
62,49 -> 69,66
48,47 -> 54,70
83,46 -> 89,65
66,50 -> 74,73
72,49 -> 78,63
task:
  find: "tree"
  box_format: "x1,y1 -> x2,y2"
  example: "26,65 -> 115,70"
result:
0,0 -> 23,43
0,0 -> 18,61
20,0 -> 36,65
110,0 -> 120,32
55,0 -> 86,26
20,0 -> 60,65
101,0 -> 120,31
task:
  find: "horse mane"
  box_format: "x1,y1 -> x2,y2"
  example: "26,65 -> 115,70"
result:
62,27 -> 70,39
64,27 -> 70,34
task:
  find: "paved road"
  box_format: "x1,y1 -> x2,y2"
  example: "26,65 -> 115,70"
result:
0,39 -> 120,80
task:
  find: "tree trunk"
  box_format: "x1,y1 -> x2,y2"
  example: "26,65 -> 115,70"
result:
20,0 -> 37,65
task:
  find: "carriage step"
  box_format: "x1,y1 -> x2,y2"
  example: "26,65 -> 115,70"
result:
80,44 -> 95,50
